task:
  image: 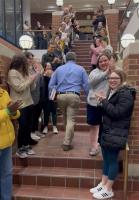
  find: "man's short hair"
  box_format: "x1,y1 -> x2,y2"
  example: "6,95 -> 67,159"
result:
66,52 -> 76,61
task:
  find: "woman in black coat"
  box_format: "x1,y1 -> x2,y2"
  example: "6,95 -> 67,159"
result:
90,69 -> 135,199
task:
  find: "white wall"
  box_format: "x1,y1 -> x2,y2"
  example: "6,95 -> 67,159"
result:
123,5 -> 139,37
28,49 -> 47,62
22,0 -> 31,25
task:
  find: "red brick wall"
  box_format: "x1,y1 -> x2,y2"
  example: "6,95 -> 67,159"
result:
123,54 -> 139,164
105,10 -> 119,52
52,14 -> 62,32
0,38 -> 21,89
0,38 -> 21,54
0,55 -> 11,89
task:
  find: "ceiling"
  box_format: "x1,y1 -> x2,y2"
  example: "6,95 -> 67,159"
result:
30,0 -> 127,13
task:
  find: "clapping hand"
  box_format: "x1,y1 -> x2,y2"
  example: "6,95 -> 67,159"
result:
7,100 -> 23,114
95,91 -> 106,102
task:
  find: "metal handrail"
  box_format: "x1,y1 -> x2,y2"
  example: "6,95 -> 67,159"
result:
123,142 -> 129,200
119,0 -> 132,28
0,35 -> 20,48
105,18 -> 111,45
23,29 -> 52,32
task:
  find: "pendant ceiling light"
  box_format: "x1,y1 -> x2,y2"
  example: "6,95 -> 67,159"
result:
133,0 -> 139,3
107,0 -> 115,9
121,34 -> 135,48
56,0 -> 63,7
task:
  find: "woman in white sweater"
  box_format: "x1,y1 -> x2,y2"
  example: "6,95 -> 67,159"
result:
87,52 -> 112,156
8,54 -> 39,158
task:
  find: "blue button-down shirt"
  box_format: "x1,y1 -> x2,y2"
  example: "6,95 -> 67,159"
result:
48,61 -> 89,95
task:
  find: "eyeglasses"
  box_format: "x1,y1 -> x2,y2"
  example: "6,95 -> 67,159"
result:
108,77 -> 120,80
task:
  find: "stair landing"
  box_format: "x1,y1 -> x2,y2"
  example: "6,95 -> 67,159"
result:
13,185 -> 139,200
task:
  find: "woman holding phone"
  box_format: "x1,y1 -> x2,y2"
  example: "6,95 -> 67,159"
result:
0,87 -> 21,200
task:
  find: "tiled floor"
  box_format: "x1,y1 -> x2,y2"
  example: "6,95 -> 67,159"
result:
13,131 -> 139,199
13,185 -> 139,200
32,131 -> 101,159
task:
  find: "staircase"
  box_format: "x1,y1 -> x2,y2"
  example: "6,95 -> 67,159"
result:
12,41 -> 135,200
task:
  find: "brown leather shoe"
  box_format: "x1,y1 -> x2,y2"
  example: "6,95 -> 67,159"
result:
62,144 -> 73,151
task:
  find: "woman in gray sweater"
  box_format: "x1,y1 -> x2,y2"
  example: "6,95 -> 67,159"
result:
8,54 -> 39,158
87,52 -> 112,156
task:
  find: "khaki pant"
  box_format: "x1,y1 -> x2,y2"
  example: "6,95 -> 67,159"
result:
57,93 -> 80,145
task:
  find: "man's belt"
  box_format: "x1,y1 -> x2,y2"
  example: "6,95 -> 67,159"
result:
57,91 -> 80,96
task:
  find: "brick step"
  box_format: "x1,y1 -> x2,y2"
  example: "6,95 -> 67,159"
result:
73,47 -> 90,51
13,186 -> 91,200
75,53 -> 90,57
13,141 -> 123,171
57,105 -> 86,111
80,96 -> 87,101
72,48 -> 89,52
73,43 -> 91,45
77,62 -> 91,66
13,185 -> 137,200
74,40 -> 93,43
78,108 -> 86,115
76,59 -> 90,62
79,101 -> 87,107
58,115 -> 87,123
13,154 -> 103,168
73,45 -> 91,47
57,108 -> 87,115
73,43 -> 90,46
56,123 -> 89,131
13,167 -> 124,190
72,46 -> 89,49
76,55 -> 90,58
75,41 -> 91,43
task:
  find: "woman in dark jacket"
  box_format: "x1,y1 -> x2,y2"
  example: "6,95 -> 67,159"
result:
90,69 -> 135,199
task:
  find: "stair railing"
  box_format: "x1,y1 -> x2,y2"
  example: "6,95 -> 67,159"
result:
105,18 -> 111,45
123,142 -> 129,200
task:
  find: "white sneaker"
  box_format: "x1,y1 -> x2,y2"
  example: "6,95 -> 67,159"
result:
90,182 -> 104,194
53,126 -> 58,134
93,187 -> 114,199
25,145 -> 35,155
35,131 -> 45,138
31,132 -> 40,141
16,147 -> 28,159
43,126 -> 48,134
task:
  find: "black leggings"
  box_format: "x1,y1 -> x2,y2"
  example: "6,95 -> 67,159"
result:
18,105 -> 33,148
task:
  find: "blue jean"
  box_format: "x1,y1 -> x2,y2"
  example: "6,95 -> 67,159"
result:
101,147 -> 120,181
0,147 -> 12,200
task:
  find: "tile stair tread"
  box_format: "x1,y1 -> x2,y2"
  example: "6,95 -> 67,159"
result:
13,185 -> 127,200
57,122 -> 88,124
13,166 -> 123,179
58,115 -> 86,119
13,185 -> 92,200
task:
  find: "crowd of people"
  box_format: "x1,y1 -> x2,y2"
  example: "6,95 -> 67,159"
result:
0,4 -> 136,200
23,4 -> 79,51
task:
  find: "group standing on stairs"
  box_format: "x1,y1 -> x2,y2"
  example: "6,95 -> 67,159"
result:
0,4 -> 136,200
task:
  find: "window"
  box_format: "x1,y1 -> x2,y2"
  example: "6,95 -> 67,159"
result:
0,0 -> 5,37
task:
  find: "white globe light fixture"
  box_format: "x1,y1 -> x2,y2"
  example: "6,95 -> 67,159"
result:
108,0 -> 115,9
133,0 -> 139,3
56,0 -> 63,7
121,34 -> 135,48
19,35 -> 33,50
